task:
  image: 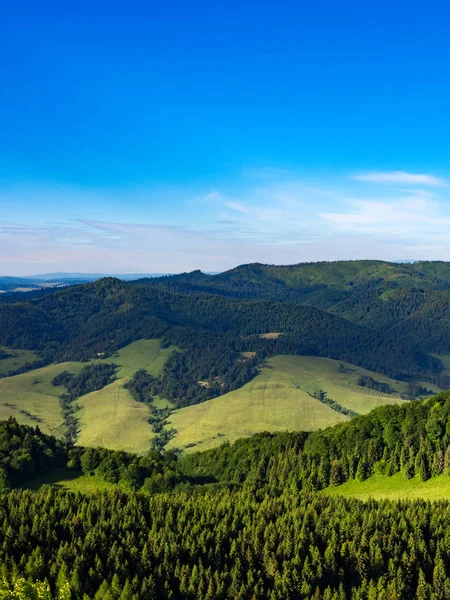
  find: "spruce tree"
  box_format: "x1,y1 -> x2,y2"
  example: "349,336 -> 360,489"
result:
419,454 -> 430,482
444,446 -> 450,475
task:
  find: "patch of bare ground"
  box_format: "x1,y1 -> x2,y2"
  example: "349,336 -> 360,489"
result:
260,332 -> 283,339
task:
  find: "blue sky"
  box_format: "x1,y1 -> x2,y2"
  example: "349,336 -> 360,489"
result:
2,1 -> 450,274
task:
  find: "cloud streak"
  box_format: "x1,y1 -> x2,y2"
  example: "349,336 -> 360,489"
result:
320,195 -> 450,250
352,171 -> 445,186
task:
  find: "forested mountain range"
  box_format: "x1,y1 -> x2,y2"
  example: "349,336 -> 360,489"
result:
3,261 -> 450,597
138,259 -> 450,301
140,261 -> 450,346
2,261 -> 450,410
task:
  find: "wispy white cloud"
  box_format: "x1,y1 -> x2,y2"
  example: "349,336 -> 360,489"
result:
2,167 -> 450,274
352,171 -> 445,186
320,194 -> 450,244
226,200 -> 248,213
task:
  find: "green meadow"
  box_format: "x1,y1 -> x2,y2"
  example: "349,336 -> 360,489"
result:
0,360 -> 86,437
324,472 -> 450,501
0,344 -> 425,456
0,339 -> 174,453
23,468 -> 118,494
268,355 -> 408,414
165,355 -> 407,452
76,339 -> 175,453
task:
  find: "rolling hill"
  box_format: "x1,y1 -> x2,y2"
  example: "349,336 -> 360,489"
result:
0,339 -> 174,453
1,260 -> 450,455
138,259 -> 450,302
0,344 -> 420,455
165,355 -> 411,452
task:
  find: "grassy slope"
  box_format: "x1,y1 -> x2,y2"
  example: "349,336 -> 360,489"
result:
76,379 -> 155,454
0,343 -> 416,456
323,473 -> 450,501
23,468 -> 118,494
96,339 -> 175,379
270,355 -> 409,413
0,339 -> 174,452
76,340 -> 175,454
0,361 -> 86,437
0,345 -> 39,375
166,355 -> 407,453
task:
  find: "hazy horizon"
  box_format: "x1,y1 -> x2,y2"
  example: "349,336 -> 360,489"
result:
0,258 -> 432,280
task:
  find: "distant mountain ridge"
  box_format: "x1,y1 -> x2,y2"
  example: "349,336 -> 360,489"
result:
28,272 -> 174,280
0,272 -> 216,293
128,259 -> 450,383
0,273 -> 172,293
144,260 -> 450,294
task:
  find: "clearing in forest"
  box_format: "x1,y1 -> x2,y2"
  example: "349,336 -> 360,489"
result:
0,361 -> 86,437
76,339 -> 175,453
323,472 -> 450,501
0,345 -> 39,376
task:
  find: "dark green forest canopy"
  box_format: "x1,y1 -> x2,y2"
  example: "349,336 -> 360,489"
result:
137,260 -> 450,298
54,363 -> 118,402
0,419 -> 186,493
3,487 -> 450,599
4,389 -> 450,598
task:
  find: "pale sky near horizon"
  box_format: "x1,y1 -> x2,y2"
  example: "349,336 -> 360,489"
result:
2,1 -> 450,275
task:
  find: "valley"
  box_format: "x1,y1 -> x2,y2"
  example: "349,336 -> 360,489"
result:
2,259 -> 450,458
0,337 -> 426,455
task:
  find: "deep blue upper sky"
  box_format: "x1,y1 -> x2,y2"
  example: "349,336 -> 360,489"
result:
2,1 -> 450,274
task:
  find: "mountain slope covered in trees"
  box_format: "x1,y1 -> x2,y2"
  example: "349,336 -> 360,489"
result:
141,261 -> 450,354
0,262 -> 450,408
1,260 -> 450,456
3,387 -> 450,598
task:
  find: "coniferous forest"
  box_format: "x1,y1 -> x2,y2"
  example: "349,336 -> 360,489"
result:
2,389 -> 450,597
4,262 -> 450,598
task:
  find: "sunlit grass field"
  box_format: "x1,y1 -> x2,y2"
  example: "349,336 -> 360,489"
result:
269,355 -> 408,414
0,360 -> 86,437
0,344 -> 418,456
0,339 -> 175,452
166,355 -> 407,453
23,468 -> 118,494
323,472 -> 450,501
76,340 -> 175,453
76,379 -> 156,454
